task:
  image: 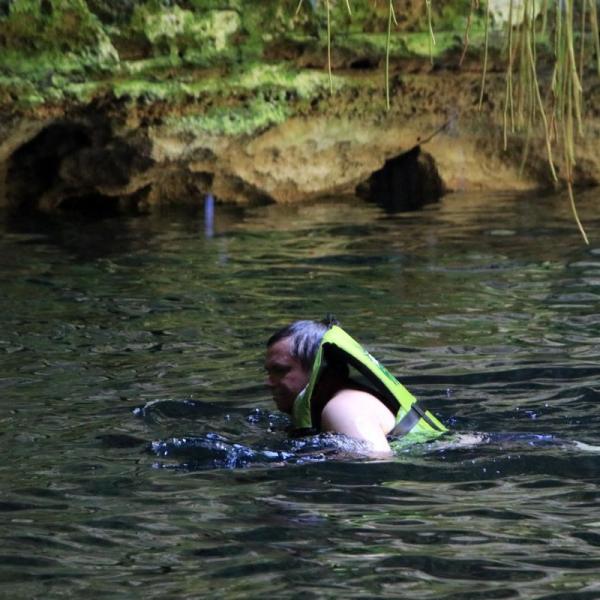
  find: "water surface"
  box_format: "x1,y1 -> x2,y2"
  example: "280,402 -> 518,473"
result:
1,190 -> 600,598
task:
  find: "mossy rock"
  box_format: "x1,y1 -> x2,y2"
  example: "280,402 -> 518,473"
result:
0,0 -> 119,71
166,97 -> 291,137
129,4 -> 241,66
84,0 -> 137,24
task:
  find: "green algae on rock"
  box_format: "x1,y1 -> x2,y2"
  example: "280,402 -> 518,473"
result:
166,98 -> 291,138
130,4 -> 241,65
0,0 -> 119,67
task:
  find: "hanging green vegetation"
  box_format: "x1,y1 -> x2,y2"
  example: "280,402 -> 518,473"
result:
294,0 -> 598,244
503,0 -> 595,244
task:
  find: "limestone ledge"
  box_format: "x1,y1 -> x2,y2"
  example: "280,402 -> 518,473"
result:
2,63 -> 599,214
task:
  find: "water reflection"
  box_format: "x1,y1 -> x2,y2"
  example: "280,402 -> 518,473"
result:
204,194 -> 214,239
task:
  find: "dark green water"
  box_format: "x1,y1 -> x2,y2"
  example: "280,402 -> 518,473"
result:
1,190 -> 600,599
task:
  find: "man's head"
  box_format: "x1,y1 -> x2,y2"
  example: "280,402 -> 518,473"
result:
265,320 -> 328,414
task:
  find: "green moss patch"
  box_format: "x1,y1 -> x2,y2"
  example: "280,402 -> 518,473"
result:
129,4 -> 241,66
166,97 -> 290,137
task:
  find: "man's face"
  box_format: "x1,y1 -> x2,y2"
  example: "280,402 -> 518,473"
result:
265,337 -> 310,414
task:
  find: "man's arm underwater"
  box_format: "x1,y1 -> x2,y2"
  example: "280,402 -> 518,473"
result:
320,389 -> 396,456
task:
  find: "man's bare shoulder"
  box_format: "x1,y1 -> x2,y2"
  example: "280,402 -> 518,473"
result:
329,388 -> 394,416
327,388 -> 375,404
320,388 -> 396,454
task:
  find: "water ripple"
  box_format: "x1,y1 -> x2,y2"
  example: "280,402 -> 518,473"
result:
2,191 -> 600,598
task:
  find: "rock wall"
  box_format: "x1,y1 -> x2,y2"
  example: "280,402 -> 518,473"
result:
0,0 -> 599,213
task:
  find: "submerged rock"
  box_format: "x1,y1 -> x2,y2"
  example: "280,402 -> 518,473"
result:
357,145 -> 446,212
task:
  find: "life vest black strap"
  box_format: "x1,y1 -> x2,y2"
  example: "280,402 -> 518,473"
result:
390,405 -> 421,437
390,401 -> 445,437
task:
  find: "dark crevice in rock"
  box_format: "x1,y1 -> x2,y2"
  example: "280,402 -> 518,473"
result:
356,145 -> 446,212
6,118 -> 154,213
349,57 -> 380,70
58,185 -> 150,218
58,193 -> 121,218
59,142 -> 148,188
7,122 -> 93,212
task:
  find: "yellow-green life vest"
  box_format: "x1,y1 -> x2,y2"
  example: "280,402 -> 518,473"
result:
292,325 -> 447,440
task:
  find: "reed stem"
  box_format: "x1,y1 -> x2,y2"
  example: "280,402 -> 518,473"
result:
425,0 -> 436,64
460,0 -> 477,67
526,11 -> 558,181
326,0 -> 332,93
565,0 -> 583,136
504,0 -> 516,149
579,0 -> 587,83
540,0 -> 548,35
386,0 -> 393,110
478,0 -> 490,109
567,180 -> 589,244
590,0 -> 600,75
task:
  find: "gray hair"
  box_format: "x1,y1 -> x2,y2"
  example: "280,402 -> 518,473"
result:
266,320 -> 329,370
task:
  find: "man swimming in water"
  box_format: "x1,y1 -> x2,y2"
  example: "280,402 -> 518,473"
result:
265,319 -> 446,455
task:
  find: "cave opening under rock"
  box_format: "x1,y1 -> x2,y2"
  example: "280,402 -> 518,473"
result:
58,193 -> 122,218
6,122 -> 93,212
356,145 -> 446,212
